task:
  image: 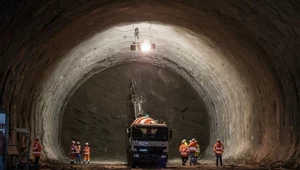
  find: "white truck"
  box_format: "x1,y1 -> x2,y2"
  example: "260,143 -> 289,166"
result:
126,80 -> 172,168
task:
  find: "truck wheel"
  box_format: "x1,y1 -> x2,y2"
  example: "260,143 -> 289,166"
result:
130,160 -> 136,168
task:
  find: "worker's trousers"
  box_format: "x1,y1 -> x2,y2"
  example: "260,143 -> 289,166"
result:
189,152 -> 196,166
216,155 -> 223,166
34,156 -> 40,165
71,153 -> 75,162
84,154 -> 90,163
181,156 -> 188,165
75,153 -> 81,164
33,157 -> 40,170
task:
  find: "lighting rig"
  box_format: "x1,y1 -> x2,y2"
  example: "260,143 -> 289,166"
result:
130,22 -> 155,52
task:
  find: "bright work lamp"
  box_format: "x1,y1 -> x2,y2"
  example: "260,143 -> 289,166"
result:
130,25 -> 155,52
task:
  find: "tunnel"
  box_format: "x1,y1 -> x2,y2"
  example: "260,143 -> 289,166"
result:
0,0 -> 299,168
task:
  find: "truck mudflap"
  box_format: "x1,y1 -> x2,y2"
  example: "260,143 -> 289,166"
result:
131,152 -> 168,168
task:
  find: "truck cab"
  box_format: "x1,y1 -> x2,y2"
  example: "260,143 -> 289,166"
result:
126,123 -> 172,168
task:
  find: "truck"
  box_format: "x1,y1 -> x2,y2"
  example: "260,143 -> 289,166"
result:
126,80 -> 172,168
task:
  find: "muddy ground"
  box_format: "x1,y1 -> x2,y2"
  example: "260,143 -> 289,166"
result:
40,163 -> 269,170
39,160 -> 275,170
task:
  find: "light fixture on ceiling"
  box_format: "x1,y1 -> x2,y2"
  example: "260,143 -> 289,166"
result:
131,40 -> 155,52
130,22 -> 155,52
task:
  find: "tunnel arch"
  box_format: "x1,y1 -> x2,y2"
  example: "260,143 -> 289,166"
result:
0,0 -> 299,166
33,22 -> 258,161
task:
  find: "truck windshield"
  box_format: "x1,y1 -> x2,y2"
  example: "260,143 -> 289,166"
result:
132,126 -> 168,141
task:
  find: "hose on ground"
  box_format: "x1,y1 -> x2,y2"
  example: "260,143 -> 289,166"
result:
223,164 -> 249,169
268,161 -> 284,170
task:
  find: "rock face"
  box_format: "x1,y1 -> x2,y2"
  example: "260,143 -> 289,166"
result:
61,63 -> 209,160
0,0 -> 299,166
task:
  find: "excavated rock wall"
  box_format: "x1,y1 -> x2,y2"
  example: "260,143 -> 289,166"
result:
61,63 -> 209,160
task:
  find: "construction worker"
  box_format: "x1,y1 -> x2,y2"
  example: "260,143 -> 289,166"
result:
195,140 -> 200,164
213,139 -> 224,167
75,141 -> 81,164
32,136 -> 42,167
83,142 -> 90,164
70,141 -> 76,164
188,138 -> 198,166
179,140 -> 189,166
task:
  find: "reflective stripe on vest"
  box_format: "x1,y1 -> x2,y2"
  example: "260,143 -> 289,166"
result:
215,145 -> 223,154
84,147 -> 90,154
70,144 -> 76,153
75,146 -> 81,153
189,147 -> 197,151
32,142 -> 41,156
181,152 -> 188,156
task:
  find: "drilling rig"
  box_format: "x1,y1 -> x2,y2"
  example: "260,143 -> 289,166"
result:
126,79 -> 172,168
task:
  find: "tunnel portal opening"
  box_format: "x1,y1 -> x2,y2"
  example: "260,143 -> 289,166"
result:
61,63 -> 210,161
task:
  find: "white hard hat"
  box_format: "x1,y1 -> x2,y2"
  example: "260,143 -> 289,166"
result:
192,138 -> 195,142
72,141 -> 75,144
182,139 -> 186,143
77,141 -> 80,144
85,142 -> 89,145
217,138 -> 220,142
35,136 -> 40,140
189,140 -> 192,143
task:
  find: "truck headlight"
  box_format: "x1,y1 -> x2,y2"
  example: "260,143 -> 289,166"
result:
133,154 -> 139,158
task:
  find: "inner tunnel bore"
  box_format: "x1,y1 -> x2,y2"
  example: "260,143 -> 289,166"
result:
61,63 -> 209,160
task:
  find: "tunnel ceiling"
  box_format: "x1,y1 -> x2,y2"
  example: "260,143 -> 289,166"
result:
0,0 -> 299,165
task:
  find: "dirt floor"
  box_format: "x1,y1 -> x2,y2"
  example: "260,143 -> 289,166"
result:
40,162 -> 269,170
39,159 -> 273,170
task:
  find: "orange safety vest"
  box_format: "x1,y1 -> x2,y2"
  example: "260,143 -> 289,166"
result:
70,144 -> 76,153
75,145 -> 81,154
84,146 -> 90,155
214,142 -> 224,155
32,141 -> 42,157
179,144 -> 189,156
188,142 -> 198,153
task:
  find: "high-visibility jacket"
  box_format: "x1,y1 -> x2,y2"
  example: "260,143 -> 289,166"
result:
179,144 -> 189,156
195,144 -> 200,156
75,145 -> 81,154
184,142 -> 188,147
213,142 -> 224,155
32,141 -> 42,157
188,142 -> 198,153
84,146 -> 90,155
70,144 -> 76,153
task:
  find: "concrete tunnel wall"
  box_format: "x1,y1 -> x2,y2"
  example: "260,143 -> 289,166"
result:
0,0 -> 299,165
